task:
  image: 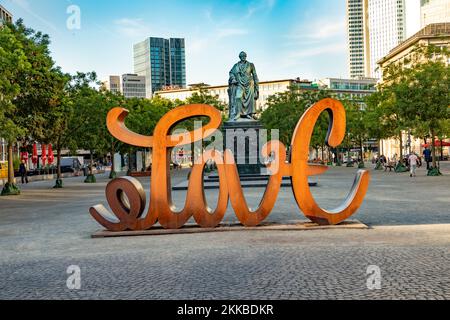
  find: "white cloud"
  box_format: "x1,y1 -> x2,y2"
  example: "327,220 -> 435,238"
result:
9,0 -> 31,10
282,43 -> 347,68
114,18 -> 152,38
288,43 -> 346,59
217,28 -> 249,38
186,36 -> 209,54
245,0 -> 277,19
287,20 -> 346,41
9,0 -> 60,33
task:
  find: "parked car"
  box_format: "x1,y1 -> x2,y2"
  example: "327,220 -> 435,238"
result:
60,157 -> 82,173
342,157 -> 357,164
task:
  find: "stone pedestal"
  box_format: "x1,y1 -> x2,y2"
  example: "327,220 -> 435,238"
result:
223,120 -> 265,176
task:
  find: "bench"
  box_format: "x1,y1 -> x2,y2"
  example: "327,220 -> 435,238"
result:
130,171 -> 152,177
384,162 -> 395,172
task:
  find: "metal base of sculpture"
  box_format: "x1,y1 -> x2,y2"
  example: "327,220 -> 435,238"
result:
92,220 -> 369,238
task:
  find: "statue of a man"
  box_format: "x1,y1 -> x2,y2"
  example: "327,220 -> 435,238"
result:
228,51 -> 259,121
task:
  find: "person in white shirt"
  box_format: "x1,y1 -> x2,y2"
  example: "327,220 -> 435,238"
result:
408,152 -> 419,177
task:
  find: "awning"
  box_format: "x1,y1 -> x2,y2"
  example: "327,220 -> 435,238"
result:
422,140 -> 450,148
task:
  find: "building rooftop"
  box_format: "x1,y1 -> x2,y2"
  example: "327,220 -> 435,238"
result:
0,4 -> 13,17
378,23 -> 450,65
156,79 -> 309,94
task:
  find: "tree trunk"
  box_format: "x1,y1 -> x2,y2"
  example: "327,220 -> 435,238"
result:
109,145 -> 117,179
440,138 -> 444,161
7,143 -> 14,184
129,147 -> 134,172
360,139 -> 364,162
51,145 -> 64,188
431,130 -> 437,168
142,149 -> 146,171
398,132 -> 403,161
347,134 -> 351,163
56,147 -> 62,180
111,147 -> 115,172
89,150 -> 94,175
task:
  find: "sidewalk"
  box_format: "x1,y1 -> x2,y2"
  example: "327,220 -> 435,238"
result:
0,169 -> 107,187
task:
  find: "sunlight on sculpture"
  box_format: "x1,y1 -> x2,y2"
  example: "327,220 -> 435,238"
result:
89,98 -> 370,231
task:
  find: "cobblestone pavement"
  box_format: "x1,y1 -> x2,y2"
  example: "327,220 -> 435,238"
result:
0,163 -> 449,299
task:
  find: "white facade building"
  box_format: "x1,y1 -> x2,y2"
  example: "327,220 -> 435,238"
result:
104,74 -> 146,99
156,79 -> 307,113
106,75 -> 121,94
0,4 -> 12,25
122,74 -> 146,99
421,0 -> 450,27
367,0 -> 407,78
347,0 -> 371,78
346,0 -> 407,79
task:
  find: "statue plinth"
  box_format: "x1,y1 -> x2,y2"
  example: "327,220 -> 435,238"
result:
223,120 -> 266,176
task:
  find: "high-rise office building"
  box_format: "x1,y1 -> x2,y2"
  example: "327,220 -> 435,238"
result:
169,38 -> 187,88
368,0 -> 406,78
0,4 -> 12,25
134,37 -> 186,97
122,74 -> 146,99
347,0 -> 371,78
346,0 -> 406,78
420,0 -> 450,27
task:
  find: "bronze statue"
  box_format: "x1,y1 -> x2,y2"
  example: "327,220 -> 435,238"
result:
228,52 -> 259,121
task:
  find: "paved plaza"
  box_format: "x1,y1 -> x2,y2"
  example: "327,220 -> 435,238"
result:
0,163 -> 449,300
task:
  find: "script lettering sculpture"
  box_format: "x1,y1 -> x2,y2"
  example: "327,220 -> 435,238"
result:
90,98 -> 370,231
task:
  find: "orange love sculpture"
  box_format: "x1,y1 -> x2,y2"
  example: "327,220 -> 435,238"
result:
90,98 -> 370,231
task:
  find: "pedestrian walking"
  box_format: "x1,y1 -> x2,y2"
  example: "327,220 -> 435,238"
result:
19,160 -> 29,184
408,152 -> 419,178
423,147 -> 432,170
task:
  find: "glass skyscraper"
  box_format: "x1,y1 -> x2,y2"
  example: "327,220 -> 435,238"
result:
169,38 -> 186,88
134,37 -> 186,97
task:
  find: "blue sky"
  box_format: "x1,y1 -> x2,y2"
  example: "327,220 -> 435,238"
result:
1,0 -> 420,85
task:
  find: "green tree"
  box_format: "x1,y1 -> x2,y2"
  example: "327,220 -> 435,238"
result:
67,72 -> 106,183
260,87 -> 333,161
343,97 -> 378,167
380,45 -> 450,173
121,96 -> 174,173
98,88 -> 126,179
29,68 -> 71,188
37,72 -> 98,188
185,85 -> 227,113
261,87 -> 319,145
0,21 -> 51,195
